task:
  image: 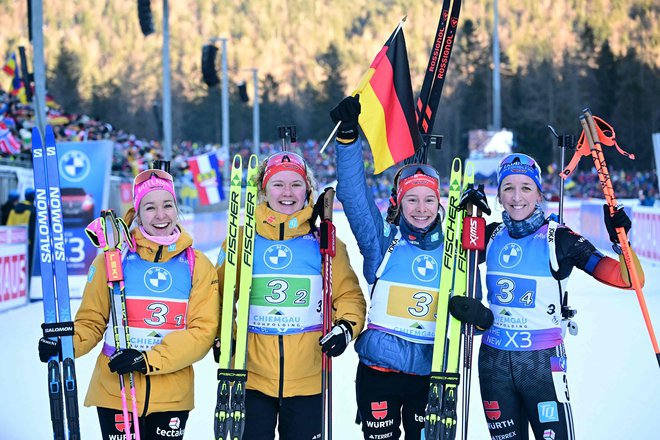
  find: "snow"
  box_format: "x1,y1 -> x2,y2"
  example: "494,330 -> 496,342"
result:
2,212 -> 659,439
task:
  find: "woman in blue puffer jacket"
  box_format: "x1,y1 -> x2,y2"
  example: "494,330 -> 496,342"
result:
330,96 -> 493,440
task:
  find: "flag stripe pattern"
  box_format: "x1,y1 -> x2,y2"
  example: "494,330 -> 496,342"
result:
356,29 -> 421,174
188,152 -> 225,206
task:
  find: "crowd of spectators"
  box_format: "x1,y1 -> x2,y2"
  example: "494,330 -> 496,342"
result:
1,89 -> 658,205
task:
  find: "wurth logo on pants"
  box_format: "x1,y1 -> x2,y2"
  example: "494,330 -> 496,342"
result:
483,400 -> 502,420
371,401 -> 388,420
114,413 -> 132,433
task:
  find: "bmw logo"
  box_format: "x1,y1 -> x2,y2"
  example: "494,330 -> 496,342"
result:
144,267 -> 173,293
264,244 -> 293,270
59,150 -> 91,182
411,255 -> 438,282
499,243 -> 523,268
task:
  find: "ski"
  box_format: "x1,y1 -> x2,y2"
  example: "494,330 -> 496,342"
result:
408,0 -> 462,165
425,158 -> 472,440
215,154 -> 258,440
33,125 -> 80,440
416,0 -> 462,134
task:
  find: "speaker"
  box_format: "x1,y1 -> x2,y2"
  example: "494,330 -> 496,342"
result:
237,82 -> 249,103
137,0 -> 154,36
201,45 -> 220,87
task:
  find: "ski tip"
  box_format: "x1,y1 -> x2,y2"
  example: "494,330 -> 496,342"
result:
248,154 -> 259,169
451,157 -> 461,173
464,161 -> 475,179
232,154 -> 242,169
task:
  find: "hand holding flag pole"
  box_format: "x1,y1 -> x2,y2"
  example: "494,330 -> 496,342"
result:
321,16 -> 419,171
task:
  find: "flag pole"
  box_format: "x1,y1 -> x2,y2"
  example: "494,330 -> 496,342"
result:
319,16 -> 408,156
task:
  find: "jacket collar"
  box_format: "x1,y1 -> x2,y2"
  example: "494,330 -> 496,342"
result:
256,202 -> 314,241
132,225 -> 193,260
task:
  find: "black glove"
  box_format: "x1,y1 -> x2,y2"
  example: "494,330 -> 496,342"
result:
38,337 -> 60,363
459,184 -> 491,215
212,337 -> 236,363
329,95 -> 361,143
108,349 -> 147,374
448,296 -> 494,330
603,204 -> 631,243
213,337 -> 221,363
319,320 -> 352,357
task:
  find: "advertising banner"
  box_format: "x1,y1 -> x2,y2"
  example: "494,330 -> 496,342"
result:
0,226 -> 29,312
54,140 -> 113,276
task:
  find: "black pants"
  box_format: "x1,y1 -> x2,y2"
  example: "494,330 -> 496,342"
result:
355,362 -> 429,440
243,389 -> 322,440
478,344 -> 575,440
97,407 -> 189,440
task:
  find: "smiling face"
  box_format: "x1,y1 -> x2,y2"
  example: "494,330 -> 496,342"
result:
498,174 -> 543,221
400,186 -> 440,229
137,190 -> 178,236
264,170 -> 308,215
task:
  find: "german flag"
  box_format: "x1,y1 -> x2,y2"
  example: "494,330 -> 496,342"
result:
353,23 -> 421,174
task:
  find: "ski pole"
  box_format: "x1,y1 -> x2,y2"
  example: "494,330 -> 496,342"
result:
580,109 -> 660,368
107,210 -> 142,440
86,213 -> 132,439
548,125 -> 578,334
319,187 -> 337,440
458,183 -> 488,440
85,211 -> 141,439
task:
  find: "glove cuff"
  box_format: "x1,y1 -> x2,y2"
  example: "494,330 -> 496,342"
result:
337,122 -> 358,144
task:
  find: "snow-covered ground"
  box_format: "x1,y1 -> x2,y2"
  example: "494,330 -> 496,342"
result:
2,212 -> 659,439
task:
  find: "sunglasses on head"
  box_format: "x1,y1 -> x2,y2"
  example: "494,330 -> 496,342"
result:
497,153 -> 541,177
264,151 -> 306,170
133,169 -> 174,187
396,164 -> 440,182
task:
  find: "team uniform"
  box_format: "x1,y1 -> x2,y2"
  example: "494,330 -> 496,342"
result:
74,227 -> 219,439
337,138 -> 458,440
479,218 -> 643,440
216,202 -> 366,440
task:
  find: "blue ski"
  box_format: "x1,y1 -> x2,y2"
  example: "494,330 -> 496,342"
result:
33,125 -> 80,440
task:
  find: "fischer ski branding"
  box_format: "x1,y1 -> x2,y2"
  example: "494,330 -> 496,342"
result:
424,158 -> 473,440
215,154 -> 258,440
33,125 -> 80,440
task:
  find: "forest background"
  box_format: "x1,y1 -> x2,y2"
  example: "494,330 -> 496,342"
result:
1,0 -> 659,171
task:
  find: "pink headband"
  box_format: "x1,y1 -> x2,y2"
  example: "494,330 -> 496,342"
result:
133,174 -> 176,210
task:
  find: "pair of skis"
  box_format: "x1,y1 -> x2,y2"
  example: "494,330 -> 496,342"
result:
85,209 -> 141,439
32,125 -> 80,440
406,0 -> 461,165
425,158 -> 486,440
215,154 -> 258,440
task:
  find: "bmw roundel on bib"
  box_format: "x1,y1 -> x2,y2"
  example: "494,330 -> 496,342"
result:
144,266 -> 173,293
412,254 -> 439,282
264,244 -> 293,270
499,243 -> 523,268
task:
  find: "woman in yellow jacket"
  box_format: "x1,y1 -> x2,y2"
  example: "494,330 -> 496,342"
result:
39,167 -> 220,439
216,151 -> 366,439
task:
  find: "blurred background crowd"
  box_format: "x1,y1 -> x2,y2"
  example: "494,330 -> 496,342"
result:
1,89 -> 657,205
